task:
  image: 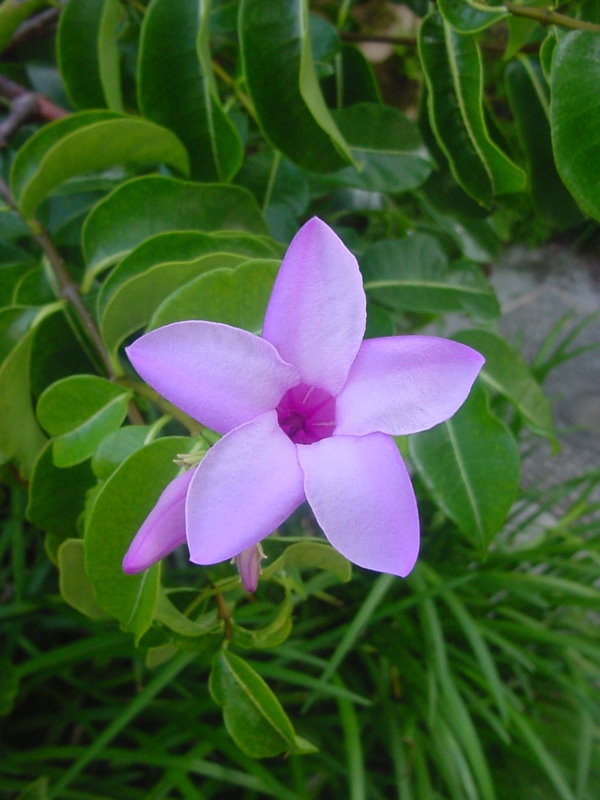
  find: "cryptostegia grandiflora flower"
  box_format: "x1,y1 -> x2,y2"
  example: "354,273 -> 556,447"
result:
123,218 -> 484,582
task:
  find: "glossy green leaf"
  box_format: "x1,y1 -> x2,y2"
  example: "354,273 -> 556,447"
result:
438,0 -> 508,33
551,31 -> 600,220
233,589 -> 294,649
138,0 -> 242,180
101,253 -> 247,357
97,231 -> 282,321
56,0 -> 123,110
36,374 -> 131,467
27,441 -> 96,537
410,385 -> 520,552
209,648 -> 301,758
82,176 -> 267,288
419,11 -> 525,206
84,436 -> 189,639
262,541 -> 352,582
322,43 -> 381,108
150,259 -> 279,332
10,112 -> 189,218
326,103 -> 432,193
362,234 -> 499,321
506,58 -> 583,229
239,0 -> 352,172
451,329 -> 555,438
58,538 -> 106,620
156,592 -> 222,638
0,305 -> 59,476
91,425 -> 155,480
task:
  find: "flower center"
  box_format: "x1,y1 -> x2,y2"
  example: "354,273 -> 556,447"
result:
276,383 -> 336,445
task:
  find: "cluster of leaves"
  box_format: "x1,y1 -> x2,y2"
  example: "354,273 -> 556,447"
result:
1,0 -> 599,797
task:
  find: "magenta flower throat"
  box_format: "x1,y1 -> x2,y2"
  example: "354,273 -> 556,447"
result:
122,217 -> 484,582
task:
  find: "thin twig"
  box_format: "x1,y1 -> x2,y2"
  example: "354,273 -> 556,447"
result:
117,378 -> 200,434
0,91 -> 37,145
505,1 -> 600,31
340,31 -> 540,54
1,5 -> 61,56
0,73 -> 68,121
0,176 -> 144,424
215,591 -> 233,641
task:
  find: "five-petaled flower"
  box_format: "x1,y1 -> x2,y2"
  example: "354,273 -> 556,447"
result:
122,218 -> 484,583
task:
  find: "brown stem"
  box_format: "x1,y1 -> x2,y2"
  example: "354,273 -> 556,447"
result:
0,74 -> 68,121
0,91 -> 37,145
1,5 -> 61,56
215,591 -> 233,641
340,31 -> 540,54
0,177 -> 144,425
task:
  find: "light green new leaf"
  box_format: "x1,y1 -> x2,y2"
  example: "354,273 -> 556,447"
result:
58,539 -> 106,620
438,0 -> 508,33
452,329 -> 555,438
101,253 -> 247,357
362,234 -> 499,321
82,176 -> 266,288
239,0 -> 352,172
57,0 -> 123,110
139,0 -> 242,181
10,112 -> 189,219
149,259 -> 279,332
84,436 -> 189,639
410,385 -> 520,552
209,648 -> 307,758
327,103 -> 432,194
36,374 -> 131,467
506,58 -> 583,229
419,11 -> 525,206
551,31 -> 600,221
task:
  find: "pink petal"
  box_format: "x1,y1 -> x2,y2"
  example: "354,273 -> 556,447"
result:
122,468 -> 194,574
186,411 -> 305,564
298,433 -> 419,577
262,217 -> 366,395
126,321 -> 299,434
335,336 -> 484,436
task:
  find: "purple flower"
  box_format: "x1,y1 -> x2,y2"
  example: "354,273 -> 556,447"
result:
122,218 -> 484,580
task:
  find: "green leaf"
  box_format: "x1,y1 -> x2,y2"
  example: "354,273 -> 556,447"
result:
36,374 -> 131,467
326,103 -> 432,193
506,58 -> 583,229
451,329 -> 555,438
438,0 -> 508,33
58,538 -> 106,620
156,592 -> 222,638
84,436 -> 189,639
0,659 -> 20,716
97,230 -> 282,321
410,385 -> 520,552
0,0 -> 48,54
149,259 -> 279,332
362,235 -> 499,321
234,588 -> 294,649
82,176 -> 267,289
322,43 -> 381,107
91,425 -> 155,480
209,648 -> 303,758
551,31 -> 600,220
0,306 -> 59,476
56,0 -> 123,110
10,112 -> 189,219
419,11 -> 525,206
27,441 -> 96,537
138,0 -> 242,181
239,0 -> 352,172
262,541 -> 352,582
101,252 -> 248,357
